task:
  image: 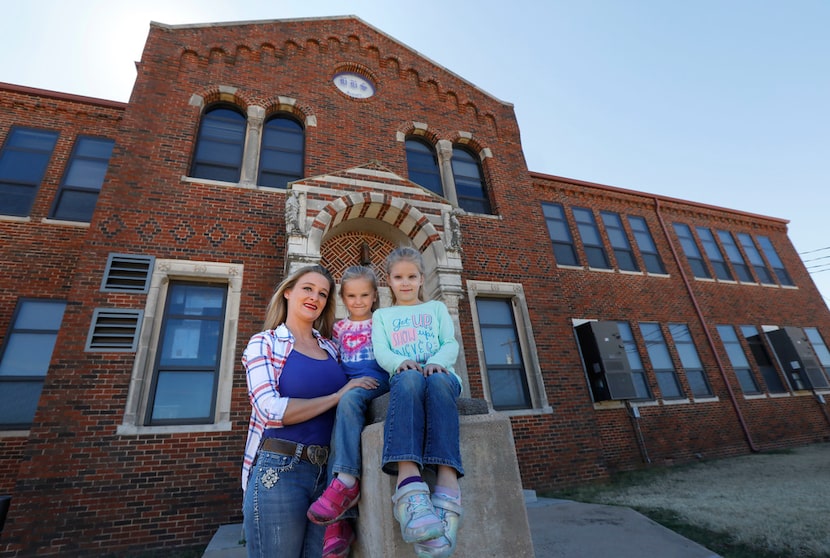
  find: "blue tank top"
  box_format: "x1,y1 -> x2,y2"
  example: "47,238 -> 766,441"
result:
263,350 -> 346,446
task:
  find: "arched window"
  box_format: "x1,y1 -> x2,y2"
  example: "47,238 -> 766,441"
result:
405,137 -> 443,197
452,146 -> 490,214
190,105 -> 246,183
258,115 -> 305,189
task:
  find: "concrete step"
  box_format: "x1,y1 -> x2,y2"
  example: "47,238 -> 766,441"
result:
202,523 -> 245,558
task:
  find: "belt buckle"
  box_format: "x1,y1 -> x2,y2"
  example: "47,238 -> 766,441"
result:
306,445 -> 329,466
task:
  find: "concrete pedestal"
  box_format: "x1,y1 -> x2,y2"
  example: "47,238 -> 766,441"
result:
352,411 -> 535,558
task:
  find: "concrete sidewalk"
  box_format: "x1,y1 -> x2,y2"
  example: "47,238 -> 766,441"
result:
525,495 -> 721,558
204,494 -> 721,557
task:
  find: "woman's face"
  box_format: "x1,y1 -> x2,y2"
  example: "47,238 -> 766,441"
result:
284,272 -> 331,323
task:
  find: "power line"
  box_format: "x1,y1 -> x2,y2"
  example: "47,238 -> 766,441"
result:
799,246 -> 830,255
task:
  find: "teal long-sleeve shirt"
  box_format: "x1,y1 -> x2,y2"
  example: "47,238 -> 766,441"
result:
371,300 -> 462,388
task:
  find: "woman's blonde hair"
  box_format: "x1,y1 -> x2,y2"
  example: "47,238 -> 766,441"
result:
385,246 -> 426,304
263,265 -> 336,338
340,265 -> 380,312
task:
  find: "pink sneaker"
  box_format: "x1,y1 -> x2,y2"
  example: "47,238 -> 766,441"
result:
323,519 -> 355,558
308,478 -> 360,525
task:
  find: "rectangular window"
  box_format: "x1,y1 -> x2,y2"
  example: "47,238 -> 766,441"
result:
601,211 -> 639,271
756,236 -> 794,286
0,299 -> 67,427
717,325 -> 761,394
737,233 -> 773,284
146,282 -> 227,425
50,136 -> 115,222
542,203 -> 579,266
716,230 -> 754,282
573,207 -> 610,269
740,325 -> 787,393
696,227 -> 732,281
803,327 -> 830,386
616,321 -> 651,399
668,323 -> 712,397
628,216 -> 666,274
476,297 -> 531,410
673,223 -> 711,278
0,127 -> 59,217
639,322 -> 683,399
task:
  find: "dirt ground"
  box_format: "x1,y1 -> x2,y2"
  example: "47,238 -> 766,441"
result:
592,442 -> 830,557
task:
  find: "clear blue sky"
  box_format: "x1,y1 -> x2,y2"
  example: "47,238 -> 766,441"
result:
3,0 -> 829,305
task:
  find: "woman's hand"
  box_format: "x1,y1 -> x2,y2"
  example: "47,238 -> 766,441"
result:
336,376 -> 379,399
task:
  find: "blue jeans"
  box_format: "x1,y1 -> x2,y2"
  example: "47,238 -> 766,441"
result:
243,450 -> 327,558
330,377 -> 390,478
382,369 -> 464,477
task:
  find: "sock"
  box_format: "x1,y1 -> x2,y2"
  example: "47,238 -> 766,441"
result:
397,475 -> 423,489
336,473 -> 357,488
434,485 -> 461,502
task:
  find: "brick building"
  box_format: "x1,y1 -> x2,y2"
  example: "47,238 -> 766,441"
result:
1,15 -> 829,556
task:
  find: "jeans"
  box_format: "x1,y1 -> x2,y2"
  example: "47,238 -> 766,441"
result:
382,369 -> 464,477
330,377 -> 390,478
243,449 -> 327,558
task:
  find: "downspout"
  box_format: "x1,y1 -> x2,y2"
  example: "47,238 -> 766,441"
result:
653,197 -> 759,452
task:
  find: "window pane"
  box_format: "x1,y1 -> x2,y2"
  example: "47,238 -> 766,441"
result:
190,107 -> 245,182
697,227 -> 732,280
0,381 -> 44,425
16,300 -> 67,329
159,319 -> 221,367
629,216 -> 666,274
52,189 -> 98,222
488,368 -> 529,409
543,203 -> 579,266
476,297 -> 530,409
674,223 -> 710,278
0,333 -> 59,376
452,147 -> 490,214
150,371 -> 214,421
406,139 -> 443,196
738,233 -> 773,283
258,116 -> 304,189
757,236 -> 794,286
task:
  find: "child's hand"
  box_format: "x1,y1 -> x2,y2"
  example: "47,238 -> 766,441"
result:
396,360 -> 422,373
422,363 -> 448,376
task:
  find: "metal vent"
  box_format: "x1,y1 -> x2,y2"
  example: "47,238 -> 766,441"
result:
86,309 -> 143,352
101,254 -> 154,293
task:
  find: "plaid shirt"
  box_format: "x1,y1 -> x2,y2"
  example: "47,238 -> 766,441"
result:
241,324 -> 338,492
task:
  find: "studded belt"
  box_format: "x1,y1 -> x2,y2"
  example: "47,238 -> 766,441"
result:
260,438 -> 329,466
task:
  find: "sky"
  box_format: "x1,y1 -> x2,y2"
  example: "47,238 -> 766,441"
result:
2,0 -> 829,306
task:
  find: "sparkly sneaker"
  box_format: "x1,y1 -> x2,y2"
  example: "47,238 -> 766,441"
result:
308,478 -> 361,525
392,481 -> 445,543
322,519 -> 355,558
413,493 -> 463,558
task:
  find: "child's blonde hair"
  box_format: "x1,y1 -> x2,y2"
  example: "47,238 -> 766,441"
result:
340,265 -> 380,312
385,246 -> 426,304
263,265 -> 336,338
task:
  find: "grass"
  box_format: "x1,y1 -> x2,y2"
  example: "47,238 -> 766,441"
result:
544,443 -> 830,558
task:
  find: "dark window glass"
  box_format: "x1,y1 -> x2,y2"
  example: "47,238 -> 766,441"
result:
628,215 -> 666,274
146,283 -> 226,425
803,327 -> 830,386
190,106 -> 245,183
616,321 -> 651,399
756,236 -> 794,286
405,138 -> 443,197
741,325 -> 787,393
737,233 -> 773,284
669,323 -> 712,397
0,127 -> 59,217
476,298 -> 530,410
258,115 -> 304,189
601,212 -> 638,271
639,322 -> 683,399
451,146 -> 491,214
51,136 -> 114,221
573,207 -> 610,269
696,227 -> 733,281
674,223 -> 711,278
717,230 -> 753,282
717,325 -> 761,394
542,203 -> 579,266
0,299 -> 67,427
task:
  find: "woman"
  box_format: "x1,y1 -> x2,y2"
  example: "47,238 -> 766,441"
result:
241,265 -> 378,558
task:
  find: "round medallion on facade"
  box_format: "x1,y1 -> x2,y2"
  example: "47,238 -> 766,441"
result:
333,71 -> 375,99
